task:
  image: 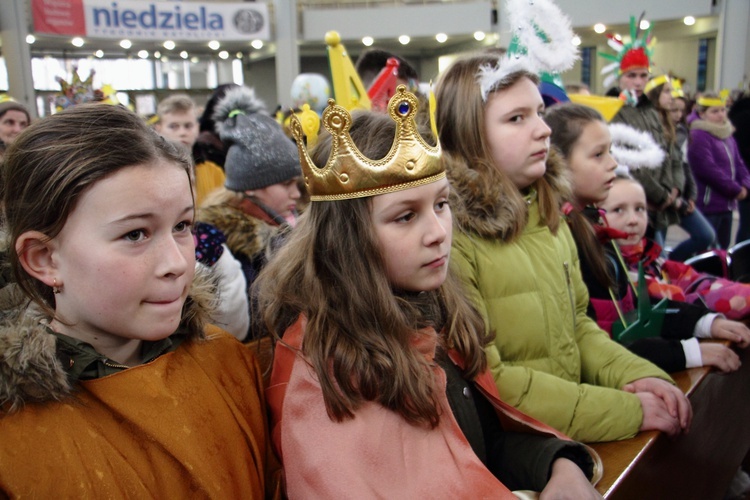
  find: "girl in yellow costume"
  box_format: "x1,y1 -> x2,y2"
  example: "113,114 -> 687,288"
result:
0,103 -> 280,498
257,88 -> 601,498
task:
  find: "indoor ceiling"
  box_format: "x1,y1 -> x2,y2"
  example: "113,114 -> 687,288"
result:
2,5 -> 718,64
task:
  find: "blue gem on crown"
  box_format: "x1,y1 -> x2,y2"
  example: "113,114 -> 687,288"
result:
398,101 -> 410,116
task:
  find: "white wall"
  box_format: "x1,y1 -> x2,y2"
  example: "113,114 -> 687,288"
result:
302,2 -> 493,41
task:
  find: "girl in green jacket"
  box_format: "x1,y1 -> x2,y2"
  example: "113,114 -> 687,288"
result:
435,52 -> 692,443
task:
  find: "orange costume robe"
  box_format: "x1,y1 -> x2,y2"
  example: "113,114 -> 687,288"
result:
0,285 -> 280,500
267,316 -> 600,498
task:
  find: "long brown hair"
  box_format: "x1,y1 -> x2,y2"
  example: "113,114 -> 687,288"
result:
646,81 -> 676,145
545,102 -> 614,289
435,52 -> 563,241
2,103 -> 192,317
254,112 -> 488,427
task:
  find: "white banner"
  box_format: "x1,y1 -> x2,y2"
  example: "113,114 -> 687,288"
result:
34,0 -> 271,41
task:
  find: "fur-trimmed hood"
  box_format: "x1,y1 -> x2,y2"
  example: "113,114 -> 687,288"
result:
198,202 -> 281,261
690,118 -> 735,140
0,267 -> 217,411
447,147 -> 571,239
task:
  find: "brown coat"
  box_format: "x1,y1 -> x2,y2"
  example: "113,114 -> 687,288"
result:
0,271 -> 281,498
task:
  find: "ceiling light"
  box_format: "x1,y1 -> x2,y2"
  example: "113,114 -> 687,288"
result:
640,20 -> 650,30
95,50 -> 104,58
362,36 -> 374,47
474,31 -> 486,41
219,50 -> 229,59
684,16 -> 696,26
594,23 -> 606,34
208,40 -> 220,50
571,35 -> 582,46
154,50 -> 161,58
120,39 -> 132,49
72,37 -> 84,47
251,40 -> 263,50
190,56 -> 199,63
398,35 -> 410,45
26,35 -> 35,44
138,50 -> 149,59
164,40 -> 176,50
180,51 -> 189,59
436,33 -> 448,43
236,52 -> 243,59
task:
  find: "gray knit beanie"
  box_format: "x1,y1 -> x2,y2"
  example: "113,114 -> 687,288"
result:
213,86 -> 301,192
0,101 -> 30,122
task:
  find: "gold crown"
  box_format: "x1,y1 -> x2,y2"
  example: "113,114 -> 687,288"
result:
289,85 -> 444,201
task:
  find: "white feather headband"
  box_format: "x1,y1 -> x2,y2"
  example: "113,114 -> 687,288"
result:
478,0 -> 579,102
608,122 -> 665,175
507,0 -> 579,74
477,56 -> 537,102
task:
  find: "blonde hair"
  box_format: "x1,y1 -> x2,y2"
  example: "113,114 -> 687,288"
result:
157,94 -> 196,118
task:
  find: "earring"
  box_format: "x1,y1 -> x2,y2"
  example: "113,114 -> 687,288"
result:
52,278 -> 62,294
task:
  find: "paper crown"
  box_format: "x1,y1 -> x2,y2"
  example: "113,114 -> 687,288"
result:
696,96 -> 726,108
671,79 -> 685,99
599,14 -> 656,88
643,74 -> 671,96
289,85 -> 443,201
54,67 -> 118,111
697,89 -> 730,108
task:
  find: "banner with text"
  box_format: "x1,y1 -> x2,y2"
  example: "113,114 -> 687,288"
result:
32,0 -> 270,41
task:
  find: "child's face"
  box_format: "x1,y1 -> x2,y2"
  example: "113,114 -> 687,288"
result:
701,105 -> 727,124
245,177 -> 301,226
567,120 -> 617,206
658,82 -> 674,110
50,161 -> 196,344
598,179 -> 648,246
483,77 -> 551,189
370,177 -> 452,292
0,110 -> 29,145
157,110 -> 199,147
669,99 -> 686,124
619,68 -> 650,97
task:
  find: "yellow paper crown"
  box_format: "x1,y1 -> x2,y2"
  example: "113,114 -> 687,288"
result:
697,96 -> 726,108
671,79 -> 685,98
289,85 -> 444,201
643,74 -> 670,96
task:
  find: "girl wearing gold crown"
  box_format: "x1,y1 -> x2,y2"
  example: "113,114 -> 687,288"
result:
256,88 -> 601,498
435,51 -> 691,443
688,92 -> 750,249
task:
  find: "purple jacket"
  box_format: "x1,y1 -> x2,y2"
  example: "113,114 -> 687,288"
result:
688,120 -> 750,214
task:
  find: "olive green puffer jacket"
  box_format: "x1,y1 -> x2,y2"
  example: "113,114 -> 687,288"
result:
448,153 -> 673,443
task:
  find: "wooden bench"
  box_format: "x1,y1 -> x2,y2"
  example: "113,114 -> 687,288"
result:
592,341 -> 750,499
